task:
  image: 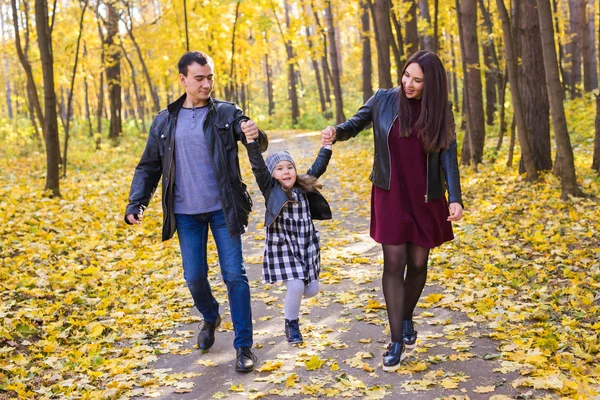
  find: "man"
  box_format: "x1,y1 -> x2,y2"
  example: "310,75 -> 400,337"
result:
124,51 -> 267,373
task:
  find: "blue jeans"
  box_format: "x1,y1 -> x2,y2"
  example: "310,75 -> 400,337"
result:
175,210 -> 253,349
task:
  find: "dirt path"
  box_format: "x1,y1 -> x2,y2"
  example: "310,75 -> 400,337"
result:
134,131 -> 547,400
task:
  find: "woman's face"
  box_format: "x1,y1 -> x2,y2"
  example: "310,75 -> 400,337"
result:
402,62 -> 425,99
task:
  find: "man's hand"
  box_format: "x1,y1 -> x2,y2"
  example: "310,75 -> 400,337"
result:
126,213 -> 142,225
241,120 -> 259,143
447,202 -> 464,222
321,126 -> 336,146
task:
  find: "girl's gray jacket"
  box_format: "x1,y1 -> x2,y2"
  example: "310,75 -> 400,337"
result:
246,141 -> 332,227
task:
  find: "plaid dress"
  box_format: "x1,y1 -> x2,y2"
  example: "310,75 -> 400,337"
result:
263,188 -> 320,283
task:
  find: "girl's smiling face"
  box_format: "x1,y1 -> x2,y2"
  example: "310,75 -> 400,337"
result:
272,161 -> 297,189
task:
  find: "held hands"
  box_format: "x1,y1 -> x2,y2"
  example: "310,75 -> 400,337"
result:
321,126 -> 336,146
447,202 -> 464,222
241,120 -> 259,143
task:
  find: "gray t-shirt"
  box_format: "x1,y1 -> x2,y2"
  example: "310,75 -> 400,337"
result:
173,106 -> 222,214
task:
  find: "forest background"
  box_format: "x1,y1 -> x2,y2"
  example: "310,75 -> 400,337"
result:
1,0 -> 600,399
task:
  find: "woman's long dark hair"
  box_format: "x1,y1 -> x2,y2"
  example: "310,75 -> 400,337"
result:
398,50 -> 454,152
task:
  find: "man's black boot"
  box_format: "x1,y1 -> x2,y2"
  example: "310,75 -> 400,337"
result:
235,347 -> 256,373
197,315 -> 221,351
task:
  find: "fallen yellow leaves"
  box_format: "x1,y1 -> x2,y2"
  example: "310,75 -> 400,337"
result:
304,355 -> 326,371
255,359 -> 283,372
2,101 -> 600,398
473,385 -> 496,393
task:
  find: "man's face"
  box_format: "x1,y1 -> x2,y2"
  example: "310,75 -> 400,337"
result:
180,62 -> 214,106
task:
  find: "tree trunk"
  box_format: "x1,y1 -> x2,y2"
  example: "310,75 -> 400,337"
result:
551,0 -> 568,98
450,33 -> 459,114
372,0 -> 393,88
537,0 -> 582,198
304,24 -> 326,113
105,1 -> 122,139
581,0 -> 594,91
264,46 -> 275,115
458,0 -> 485,166
309,0 -> 332,106
11,0 -> 44,138
95,7 -> 104,143
516,0 -> 552,173
594,93 -> 600,172
125,6 -> 161,113
567,0 -> 582,97
283,0 -> 299,123
272,0 -> 300,124
496,0 -> 538,180
326,0 -> 345,124
63,0 -> 88,177
418,0 -> 434,51
361,0 -> 374,103
387,2 -> 404,83
83,44 -> 93,137
121,43 -> 147,133
496,70 -> 508,151
589,0 -> 598,89
228,1 -> 241,102
183,0 -> 189,51
240,82 -> 247,114
433,0 -> 439,52
0,6 -> 12,119
35,0 -> 60,196
388,12 -> 403,84
507,115 -> 516,167
404,0 -> 419,56
478,0 -> 500,126
482,44 -> 497,126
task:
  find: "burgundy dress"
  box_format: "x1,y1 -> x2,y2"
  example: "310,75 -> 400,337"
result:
370,99 -> 454,248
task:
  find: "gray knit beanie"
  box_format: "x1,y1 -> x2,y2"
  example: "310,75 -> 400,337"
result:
265,151 -> 296,175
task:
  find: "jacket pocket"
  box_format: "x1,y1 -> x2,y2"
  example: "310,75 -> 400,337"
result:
233,183 -> 252,215
215,122 -> 235,150
158,132 -> 167,157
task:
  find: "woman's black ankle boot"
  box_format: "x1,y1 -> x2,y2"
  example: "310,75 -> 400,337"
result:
382,341 -> 405,371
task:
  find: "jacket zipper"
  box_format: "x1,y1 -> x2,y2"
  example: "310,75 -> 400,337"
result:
268,199 -> 293,227
425,153 -> 429,203
386,115 -> 397,190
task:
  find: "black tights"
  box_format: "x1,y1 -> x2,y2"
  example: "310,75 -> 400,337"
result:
382,243 -> 430,342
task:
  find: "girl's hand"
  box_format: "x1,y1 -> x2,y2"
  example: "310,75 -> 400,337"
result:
241,120 -> 258,143
321,126 -> 336,146
447,202 -> 463,221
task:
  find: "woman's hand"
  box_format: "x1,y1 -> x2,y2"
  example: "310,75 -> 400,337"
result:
447,202 -> 463,221
321,126 -> 336,146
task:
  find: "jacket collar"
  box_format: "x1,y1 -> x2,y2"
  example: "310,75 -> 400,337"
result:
167,93 -> 215,119
390,86 -> 400,118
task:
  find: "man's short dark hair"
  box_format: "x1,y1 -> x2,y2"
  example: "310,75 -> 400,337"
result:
178,51 -> 214,76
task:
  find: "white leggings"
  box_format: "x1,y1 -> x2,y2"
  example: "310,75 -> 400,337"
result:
284,279 -> 319,320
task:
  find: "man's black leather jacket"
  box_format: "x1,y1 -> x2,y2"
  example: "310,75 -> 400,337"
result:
335,87 -> 462,206
125,94 -> 268,241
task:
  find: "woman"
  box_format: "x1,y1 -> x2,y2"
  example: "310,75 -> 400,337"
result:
321,50 -> 464,371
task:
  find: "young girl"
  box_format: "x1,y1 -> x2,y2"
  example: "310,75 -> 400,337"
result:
244,135 -> 332,344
